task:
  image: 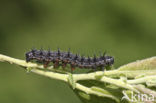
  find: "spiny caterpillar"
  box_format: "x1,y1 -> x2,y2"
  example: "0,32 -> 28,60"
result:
25,48 -> 114,71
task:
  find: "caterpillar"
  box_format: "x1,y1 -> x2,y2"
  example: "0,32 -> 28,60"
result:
25,48 -> 114,71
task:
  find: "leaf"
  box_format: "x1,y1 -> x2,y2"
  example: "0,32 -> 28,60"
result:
74,80 -> 124,103
78,91 -> 91,100
116,57 -> 156,78
26,67 -> 33,73
74,89 -> 118,103
146,79 -> 156,87
91,86 -> 119,102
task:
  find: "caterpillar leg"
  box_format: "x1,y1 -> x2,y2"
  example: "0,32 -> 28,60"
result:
101,67 -> 105,71
70,67 -> 75,73
43,61 -> 50,68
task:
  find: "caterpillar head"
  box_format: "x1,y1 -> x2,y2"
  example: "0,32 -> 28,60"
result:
105,56 -> 114,66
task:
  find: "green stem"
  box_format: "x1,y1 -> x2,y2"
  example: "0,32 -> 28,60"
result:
0,54 -> 121,100
1,54 -> 156,101
127,75 -> 156,84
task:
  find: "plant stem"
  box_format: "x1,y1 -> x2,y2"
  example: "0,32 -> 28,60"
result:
0,54 -> 156,101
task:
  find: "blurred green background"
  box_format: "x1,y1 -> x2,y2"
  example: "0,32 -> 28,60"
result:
0,0 -> 156,103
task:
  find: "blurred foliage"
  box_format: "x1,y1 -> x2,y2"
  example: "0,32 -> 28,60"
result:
0,0 -> 156,103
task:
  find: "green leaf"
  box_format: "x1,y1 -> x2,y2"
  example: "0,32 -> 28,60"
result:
116,57 -> 156,78
78,91 -> 91,100
146,79 -> 156,87
74,89 -> 118,103
26,67 -> 33,73
91,86 -> 119,102
74,80 -> 124,103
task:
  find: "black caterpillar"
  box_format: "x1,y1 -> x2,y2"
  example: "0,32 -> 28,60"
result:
25,49 -> 114,71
